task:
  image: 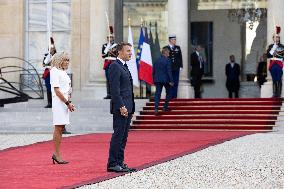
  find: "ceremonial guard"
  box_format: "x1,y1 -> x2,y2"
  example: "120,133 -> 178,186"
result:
102,26 -> 117,99
267,26 -> 284,97
164,35 -> 183,99
43,37 -> 56,108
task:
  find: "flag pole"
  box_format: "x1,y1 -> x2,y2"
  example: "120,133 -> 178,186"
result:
128,17 -> 131,27
140,17 -> 144,98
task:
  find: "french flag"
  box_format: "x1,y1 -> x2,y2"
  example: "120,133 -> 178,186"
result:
139,41 -> 154,85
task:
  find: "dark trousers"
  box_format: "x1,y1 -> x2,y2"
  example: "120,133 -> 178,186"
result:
270,64 -> 283,97
170,69 -> 180,99
154,82 -> 171,111
228,90 -> 239,98
146,83 -> 152,98
105,67 -> 111,97
192,76 -> 202,98
273,81 -> 282,97
46,91 -> 52,105
107,113 -> 132,167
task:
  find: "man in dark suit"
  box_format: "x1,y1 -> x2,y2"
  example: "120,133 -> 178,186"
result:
191,45 -> 204,98
107,42 -> 136,173
225,55 -> 240,98
163,35 -> 183,99
153,47 -> 174,115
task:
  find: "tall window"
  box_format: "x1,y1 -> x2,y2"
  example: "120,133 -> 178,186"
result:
25,0 -> 71,72
123,0 -> 168,51
191,22 -> 213,77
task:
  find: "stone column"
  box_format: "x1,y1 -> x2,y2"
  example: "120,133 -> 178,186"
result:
114,0 -> 123,42
86,0 -> 110,98
261,0 -> 284,97
89,0 -> 108,82
168,0 -> 194,98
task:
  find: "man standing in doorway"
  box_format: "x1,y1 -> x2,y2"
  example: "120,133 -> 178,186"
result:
225,55 -> 240,98
190,45 -> 204,98
164,35 -> 183,99
107,42 -> 136,173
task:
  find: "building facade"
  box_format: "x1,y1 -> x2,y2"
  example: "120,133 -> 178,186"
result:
0,0 -> 283,98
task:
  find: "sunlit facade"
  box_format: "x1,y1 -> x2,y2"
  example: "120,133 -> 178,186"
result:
0,0 -> 283,98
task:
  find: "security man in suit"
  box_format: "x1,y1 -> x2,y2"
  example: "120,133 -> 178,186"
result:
190,45 -> 204,98
153,47 -> 174,115
102,32 -> 117,99
163,35 -> 183,99
107,42 -> 136,173
225,55 -> 240,98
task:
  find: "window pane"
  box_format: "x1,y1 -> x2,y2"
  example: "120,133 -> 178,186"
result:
123,1 -> 168,49
191,22 -> 213,77
28,32 -> 48,71
28,3 -> 47,31
52,2 -> 71,31
52,32 -> 71,54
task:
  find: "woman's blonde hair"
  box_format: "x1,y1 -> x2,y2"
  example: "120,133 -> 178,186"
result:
51,52 -> 69,70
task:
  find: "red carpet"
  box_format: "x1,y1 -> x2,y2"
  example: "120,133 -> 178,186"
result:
0,131 -> 256,189
133,98 -> 282,131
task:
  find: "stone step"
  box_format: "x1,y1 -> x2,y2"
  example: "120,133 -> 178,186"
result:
0,96 -> 147,133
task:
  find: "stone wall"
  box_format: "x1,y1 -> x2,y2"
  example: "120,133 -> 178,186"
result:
0,1 -> 24,84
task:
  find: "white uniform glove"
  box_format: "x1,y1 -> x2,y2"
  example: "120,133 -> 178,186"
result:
43,53 -> 52,65
269,44 -> 278,56
103,43 -> 112,54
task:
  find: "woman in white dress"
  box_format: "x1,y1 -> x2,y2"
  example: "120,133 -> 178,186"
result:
50,52 -> 75,164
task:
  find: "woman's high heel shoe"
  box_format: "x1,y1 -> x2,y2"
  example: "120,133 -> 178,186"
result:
52,154 -> 69,164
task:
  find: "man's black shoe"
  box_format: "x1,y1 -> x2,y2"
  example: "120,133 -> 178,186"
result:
107,165 -> 130,173
103,96 -> 111,99
154,109 -> 159,116
121,164 -> 137,172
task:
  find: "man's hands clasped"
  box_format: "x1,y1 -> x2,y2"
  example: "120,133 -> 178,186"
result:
120,106 -> 128,117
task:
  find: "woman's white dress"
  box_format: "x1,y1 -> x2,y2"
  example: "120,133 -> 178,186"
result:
50,67 -> 71,125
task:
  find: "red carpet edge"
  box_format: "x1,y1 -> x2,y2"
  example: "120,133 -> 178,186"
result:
62,131 -> 262,189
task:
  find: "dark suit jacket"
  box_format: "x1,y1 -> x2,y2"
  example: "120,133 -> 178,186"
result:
190,52 -> 204,78
164,45 -> 183,71
153,55 -> 173,83
109,59 -> 135,114
225,63 -> 240,91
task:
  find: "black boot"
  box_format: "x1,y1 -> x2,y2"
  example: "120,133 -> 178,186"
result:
45,91 -> 52,108
104,80 -> 111,99
273,81 -> 277,97
277,81 -> 282,97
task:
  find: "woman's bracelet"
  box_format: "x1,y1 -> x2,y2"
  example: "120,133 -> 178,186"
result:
65,101 -> 70,106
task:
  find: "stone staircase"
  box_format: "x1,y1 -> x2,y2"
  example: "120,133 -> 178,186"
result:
0,90 -> 147,134
131,98 -> 283,131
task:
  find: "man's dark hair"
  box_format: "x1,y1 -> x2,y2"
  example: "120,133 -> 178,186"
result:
230,55 -> 235,59
117,42 -> 132,52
